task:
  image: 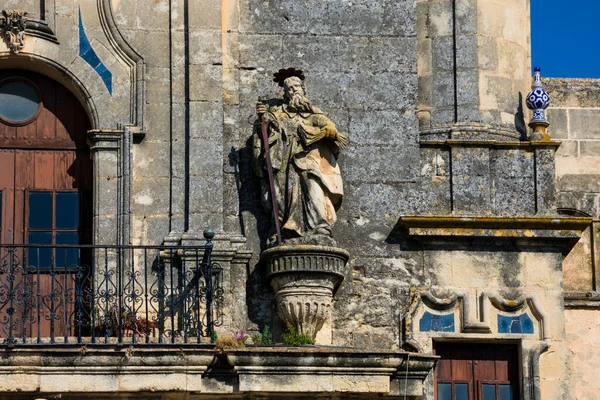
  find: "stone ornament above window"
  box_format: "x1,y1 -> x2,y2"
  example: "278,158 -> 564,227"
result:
402,289 -> 549,352
0,10 -> 28,54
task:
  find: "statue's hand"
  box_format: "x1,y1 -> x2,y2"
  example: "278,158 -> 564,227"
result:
320,125 -> 337,140
337,132 -> 349,148
320,126 -> 349,148
256,102 -> 268,117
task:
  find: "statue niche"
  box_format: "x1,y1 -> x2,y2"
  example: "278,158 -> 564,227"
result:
254,68 -> 350,345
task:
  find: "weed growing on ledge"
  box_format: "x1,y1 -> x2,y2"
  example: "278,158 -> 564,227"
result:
283,323 -> 314,346
215,330 -> 248,350
252,325 -> 273,345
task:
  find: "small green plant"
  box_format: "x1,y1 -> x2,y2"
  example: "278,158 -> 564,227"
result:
252,325 -> 273,345
282,323 -> 314,346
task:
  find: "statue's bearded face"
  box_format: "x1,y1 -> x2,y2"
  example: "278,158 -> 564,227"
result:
283,77 -> 312,112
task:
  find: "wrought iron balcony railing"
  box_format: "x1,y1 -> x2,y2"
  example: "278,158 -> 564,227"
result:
0,238 -> 221,345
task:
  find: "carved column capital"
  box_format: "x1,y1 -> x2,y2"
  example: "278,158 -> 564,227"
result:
0,10 -> 28,53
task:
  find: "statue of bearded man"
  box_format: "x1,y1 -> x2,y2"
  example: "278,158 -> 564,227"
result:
253,69 -> 348,246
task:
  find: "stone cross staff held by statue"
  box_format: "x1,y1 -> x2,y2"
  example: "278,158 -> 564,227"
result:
253,68 -> 348,247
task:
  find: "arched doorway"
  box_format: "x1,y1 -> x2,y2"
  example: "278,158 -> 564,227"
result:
0,69 -> 92,341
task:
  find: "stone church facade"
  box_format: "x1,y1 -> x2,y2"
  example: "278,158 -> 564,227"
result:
0,0 -> 597,399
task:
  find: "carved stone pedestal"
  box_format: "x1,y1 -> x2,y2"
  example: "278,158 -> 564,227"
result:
261,245 -> 349,344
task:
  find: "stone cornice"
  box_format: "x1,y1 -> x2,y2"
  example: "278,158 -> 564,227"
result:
87,129 -> 123,150
419,139 -> 561,150
399,215 -> 589,235
564,291 -> 600,309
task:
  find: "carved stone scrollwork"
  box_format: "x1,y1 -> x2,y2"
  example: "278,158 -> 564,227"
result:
262,245 -> 349,343
0,10 -> 28,53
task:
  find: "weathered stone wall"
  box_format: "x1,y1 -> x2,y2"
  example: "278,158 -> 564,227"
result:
417,0 -> 531,131
547,78 -> 600,293
1,1 -> 598,399
564,309 -> 600,400
547,78 -> 600,215
547,77 -> 600,398
224,0 -> 422,344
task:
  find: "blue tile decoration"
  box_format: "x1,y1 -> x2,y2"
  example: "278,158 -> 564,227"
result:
419,311 -> 455,332
498,313 -> 534,334
78,8 -> 112,95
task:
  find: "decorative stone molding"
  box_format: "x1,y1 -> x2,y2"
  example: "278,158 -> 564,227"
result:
564,291 -> 600,309
97,0 -> 145,138
0,346 -> 437,397
262,245 -> 349,343
225,347 -> 437,397
0,10 -> 27,53
402,289 -> 489,352
419,122 -> 522,142
0,346 -> 216,393
483,292 -> 548,340
88,129 -> 133,247
402,289 -> 549,352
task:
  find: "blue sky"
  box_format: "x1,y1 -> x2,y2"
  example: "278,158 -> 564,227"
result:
531,1 -> 600,78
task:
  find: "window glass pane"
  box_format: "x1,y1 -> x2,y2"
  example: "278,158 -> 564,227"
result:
29,192 -> 52,229
437,383 -> 451,400
482,384 -> 497,400
0,80 -> 40,122
56,232 -> 79,267
456,383 -> 469,400
28,232 -> 52,268
499,385 -> 512,400
56,192 -> 79,229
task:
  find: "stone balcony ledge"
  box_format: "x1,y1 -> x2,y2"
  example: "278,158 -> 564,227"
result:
0,345 -> 437,398
225,347 -> 437,397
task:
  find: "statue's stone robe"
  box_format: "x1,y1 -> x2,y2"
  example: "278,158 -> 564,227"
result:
254,102 -> 343,242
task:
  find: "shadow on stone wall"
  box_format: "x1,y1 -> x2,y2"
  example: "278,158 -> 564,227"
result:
228,140 -> 276,335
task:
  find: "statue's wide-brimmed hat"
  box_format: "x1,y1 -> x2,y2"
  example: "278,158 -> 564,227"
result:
273,68 -> 305,87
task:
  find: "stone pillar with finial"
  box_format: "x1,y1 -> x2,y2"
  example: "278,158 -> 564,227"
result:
525,66 -> 558,213
526,67 -> 551,141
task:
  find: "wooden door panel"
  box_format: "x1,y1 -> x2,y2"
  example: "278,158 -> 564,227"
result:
55,85 -> 75,143
54,151 -> 76,190
14,151 -> 34,245
36,75 -> 56,142
28,273 -> 77,340
473,345 -> 496,383
0,123 -> 16,141
435,343 -> 520,400
0,150 -> 15,245
34,151 -> 55,190
0,70 -> 92,342
451,345 -> 474,381
17,120 -> 37,141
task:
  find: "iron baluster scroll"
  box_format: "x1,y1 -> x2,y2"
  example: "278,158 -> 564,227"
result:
0,232 -> 220,345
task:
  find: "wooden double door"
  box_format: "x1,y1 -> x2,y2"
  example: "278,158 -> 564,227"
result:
0,70 -> 92,340
435,342 -> 520,400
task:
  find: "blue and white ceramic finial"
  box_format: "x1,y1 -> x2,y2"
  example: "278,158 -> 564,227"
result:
526,66 -> 550,125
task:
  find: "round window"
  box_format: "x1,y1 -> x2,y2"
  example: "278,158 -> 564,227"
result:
0,79 -> 42,124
